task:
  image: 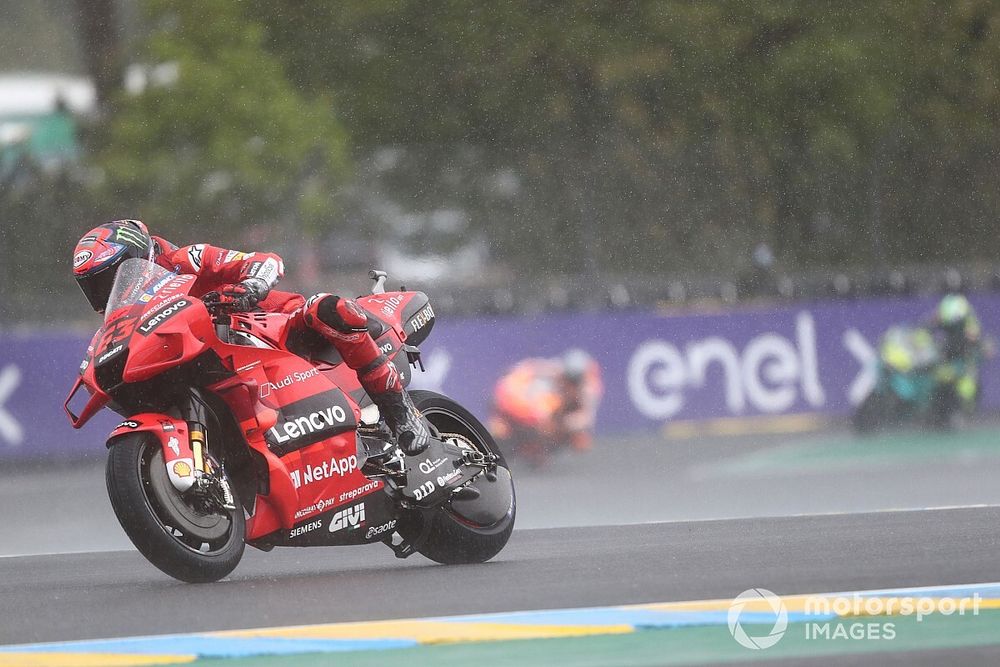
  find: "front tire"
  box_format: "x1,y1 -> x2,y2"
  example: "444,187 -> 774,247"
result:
399,390 -> 516,564
106,433 -> 245,583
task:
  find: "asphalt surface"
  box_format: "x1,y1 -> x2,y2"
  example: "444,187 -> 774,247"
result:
4,427 -> 1000,664
7,424 -> 1000,556
1,506 -> 999,646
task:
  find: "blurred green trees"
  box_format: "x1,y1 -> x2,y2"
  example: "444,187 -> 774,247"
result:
249,0 -> 1000,274
94,0 -> 349,243
5,0 -> 1000,323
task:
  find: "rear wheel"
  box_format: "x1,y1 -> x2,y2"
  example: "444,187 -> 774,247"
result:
106,433 -> 245,582
399,390 -> 516,564
929,383 -> 960,430
854,390 -> 900,434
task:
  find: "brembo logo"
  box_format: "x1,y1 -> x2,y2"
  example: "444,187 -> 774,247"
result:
138,298 -> 191,335
329,504 -> 365,533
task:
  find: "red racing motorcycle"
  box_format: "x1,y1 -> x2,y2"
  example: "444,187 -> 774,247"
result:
65,258 -> 515,582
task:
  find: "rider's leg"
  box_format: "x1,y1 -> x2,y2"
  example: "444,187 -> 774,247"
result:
296,293 -> 429,454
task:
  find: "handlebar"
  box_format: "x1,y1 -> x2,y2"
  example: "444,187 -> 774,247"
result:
200,293 -> 238,327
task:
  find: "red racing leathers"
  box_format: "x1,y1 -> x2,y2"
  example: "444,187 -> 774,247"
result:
151,237 -> 402,400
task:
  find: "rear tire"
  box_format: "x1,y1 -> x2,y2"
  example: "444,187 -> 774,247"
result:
106,433 -> 245,583
854,390 -> 899,434
929,384 -> 960,430
854,391 -> 883,434
399,390 -> 515,564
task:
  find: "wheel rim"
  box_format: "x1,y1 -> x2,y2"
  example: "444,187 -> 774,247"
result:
420,405 -> 514,528
421,407 -> 496,461
137,443 -> 237,555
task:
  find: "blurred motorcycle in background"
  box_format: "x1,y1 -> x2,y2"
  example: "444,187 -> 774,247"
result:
854,324 -> 990,433
489,350 -> 603,467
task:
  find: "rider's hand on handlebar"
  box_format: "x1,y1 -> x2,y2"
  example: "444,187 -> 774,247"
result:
202,280 -> 264,312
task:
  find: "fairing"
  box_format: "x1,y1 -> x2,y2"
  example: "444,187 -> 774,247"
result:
67,263 -> 442,548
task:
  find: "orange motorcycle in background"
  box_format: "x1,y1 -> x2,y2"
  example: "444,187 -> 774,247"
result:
489,350 -> 602,467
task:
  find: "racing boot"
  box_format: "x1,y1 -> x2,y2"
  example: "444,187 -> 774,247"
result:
373,387 -> 431,456
359,359 -> 430,456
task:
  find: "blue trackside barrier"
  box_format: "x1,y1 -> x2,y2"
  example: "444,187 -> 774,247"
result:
3,293 -> 999,460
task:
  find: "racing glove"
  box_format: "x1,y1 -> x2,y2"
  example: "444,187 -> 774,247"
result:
204,278 -> 269,312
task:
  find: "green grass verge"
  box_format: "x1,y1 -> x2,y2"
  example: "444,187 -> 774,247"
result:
183,609 -> 1000,667
722,424 -> 1000,475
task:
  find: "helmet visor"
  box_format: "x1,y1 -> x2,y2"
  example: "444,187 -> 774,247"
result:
76,264 -> 119,313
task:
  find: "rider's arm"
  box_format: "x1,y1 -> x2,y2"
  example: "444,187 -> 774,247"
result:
159,242 -> 285,298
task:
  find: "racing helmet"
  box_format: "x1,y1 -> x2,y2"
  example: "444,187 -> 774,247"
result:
73,220 -> 154,312
938,293 -> 971,327
561,348 -> 592,384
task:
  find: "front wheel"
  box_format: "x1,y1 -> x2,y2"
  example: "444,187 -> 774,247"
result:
398,390 -> 516,564
106,433 -> 245,583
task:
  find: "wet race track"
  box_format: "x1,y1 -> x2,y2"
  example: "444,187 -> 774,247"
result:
3,424 -> 1000,664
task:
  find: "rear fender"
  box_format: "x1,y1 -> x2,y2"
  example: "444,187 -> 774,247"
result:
107,414 -> 197,492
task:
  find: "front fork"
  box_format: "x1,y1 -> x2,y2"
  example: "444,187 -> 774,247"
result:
106,414 -> 232,506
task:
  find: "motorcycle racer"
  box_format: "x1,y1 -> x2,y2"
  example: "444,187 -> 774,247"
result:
929,293 -> 986,415
72,219 -> 429,454
489,349 -> 602,465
